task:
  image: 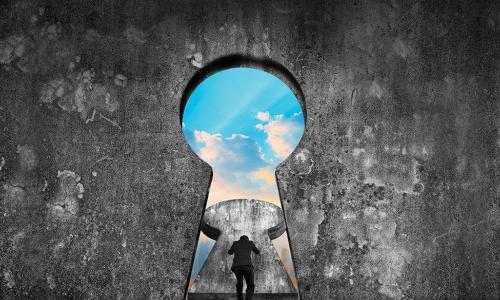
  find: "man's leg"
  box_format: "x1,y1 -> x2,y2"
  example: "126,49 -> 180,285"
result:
233,268 -> 244,300
242,266 -> 255,300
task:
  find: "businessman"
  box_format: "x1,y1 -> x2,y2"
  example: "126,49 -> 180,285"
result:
228,235 -> 260,300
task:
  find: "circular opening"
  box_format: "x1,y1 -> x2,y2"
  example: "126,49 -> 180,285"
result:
180,55 -> 306,125
181,66 -> 305,202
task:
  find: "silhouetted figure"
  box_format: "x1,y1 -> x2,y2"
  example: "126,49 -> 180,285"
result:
228,235 -> 260,300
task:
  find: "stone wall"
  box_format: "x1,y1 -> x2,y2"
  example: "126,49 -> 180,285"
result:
0,0 -> 498,299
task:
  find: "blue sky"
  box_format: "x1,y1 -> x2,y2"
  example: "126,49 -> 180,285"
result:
182,67 -> 304,288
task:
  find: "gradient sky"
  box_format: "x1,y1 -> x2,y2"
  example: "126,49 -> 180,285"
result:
182,67 -> 304,288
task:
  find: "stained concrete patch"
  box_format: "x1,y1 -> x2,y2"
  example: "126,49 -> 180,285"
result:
1,145 -> 40,211
330,194 -> 412,298
16,145 -> 38,172
114,73 -> 127,87
124,26 -> 147,45
279,150 -> 419,299
2,184 -> 26,208
3,269 -> 15,288
48,170 -> 83,221
0,35 -> 32,67
10,231 -> 26,251
290,148 -> 314,175
187,50 -> 203,69
46,274 -> 56,289
40,69 -> 120,122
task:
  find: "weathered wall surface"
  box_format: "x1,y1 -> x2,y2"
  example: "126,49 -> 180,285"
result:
0,0 -> 498,299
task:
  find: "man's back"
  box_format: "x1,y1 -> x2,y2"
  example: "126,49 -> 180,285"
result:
228,237 -> 260,269
228,235 -> 260,300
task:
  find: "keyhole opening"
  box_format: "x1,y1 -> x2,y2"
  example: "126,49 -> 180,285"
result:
181,56 -> 306,297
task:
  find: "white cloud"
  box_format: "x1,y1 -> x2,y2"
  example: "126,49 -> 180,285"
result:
226,133 -> 249,140
255,114 -> 303,160
193,130 -> 265,173
257,146 -> 274,164
256,111 -> 270,122
194,130 -> 223,164
251,167 -> 276,185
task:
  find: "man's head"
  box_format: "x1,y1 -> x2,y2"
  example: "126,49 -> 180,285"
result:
240,235 -> 249,241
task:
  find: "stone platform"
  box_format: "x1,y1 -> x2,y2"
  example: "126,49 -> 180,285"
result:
188,293 -> 298,300
188,199 -> 297,297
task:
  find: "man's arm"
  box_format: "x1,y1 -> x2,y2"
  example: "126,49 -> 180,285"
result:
251,241 -> 260,254
228,243 -> 235,255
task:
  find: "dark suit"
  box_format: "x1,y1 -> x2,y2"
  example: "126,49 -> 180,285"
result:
228,238 -> 260,300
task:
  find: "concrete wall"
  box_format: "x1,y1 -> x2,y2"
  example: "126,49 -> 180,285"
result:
0,0 -> 498,299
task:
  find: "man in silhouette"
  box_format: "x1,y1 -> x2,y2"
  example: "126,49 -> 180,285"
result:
228,235 -> 260,300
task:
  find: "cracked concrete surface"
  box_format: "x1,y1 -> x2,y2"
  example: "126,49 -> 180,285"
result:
0,0 -> 499,299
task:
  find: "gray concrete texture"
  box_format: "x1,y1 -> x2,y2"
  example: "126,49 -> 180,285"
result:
189,199 -> 296,296
0,0 -> 498,299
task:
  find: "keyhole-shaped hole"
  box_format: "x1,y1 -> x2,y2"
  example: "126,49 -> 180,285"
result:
182,66 -> 304,295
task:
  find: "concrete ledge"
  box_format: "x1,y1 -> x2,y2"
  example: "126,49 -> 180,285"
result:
188,293 -> 298,300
